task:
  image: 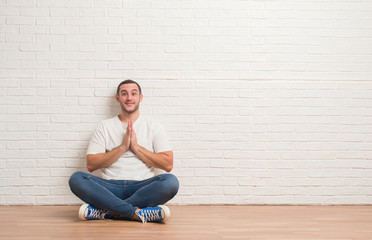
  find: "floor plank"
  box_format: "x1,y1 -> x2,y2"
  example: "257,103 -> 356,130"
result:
1,205 -> 372,239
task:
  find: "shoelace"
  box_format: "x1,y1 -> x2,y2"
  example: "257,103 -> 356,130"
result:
87,208 -> 106,220
136,208 -> 162,224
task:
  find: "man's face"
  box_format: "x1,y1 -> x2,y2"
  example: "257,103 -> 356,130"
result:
116,83 -> 143,114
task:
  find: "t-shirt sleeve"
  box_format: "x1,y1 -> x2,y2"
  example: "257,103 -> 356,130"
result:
87,122 -> 106,155
153,123 -> 172,153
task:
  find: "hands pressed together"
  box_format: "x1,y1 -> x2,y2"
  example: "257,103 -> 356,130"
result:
121,121 -> 139,152
119,120 -> 173,172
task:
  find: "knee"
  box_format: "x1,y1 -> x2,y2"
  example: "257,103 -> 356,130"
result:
162,174 -> 179,196
68,171 -> 86,191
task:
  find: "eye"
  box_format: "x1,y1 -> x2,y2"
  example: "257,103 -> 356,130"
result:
121,92 -> 127,96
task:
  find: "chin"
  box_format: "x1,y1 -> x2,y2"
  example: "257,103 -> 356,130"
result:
123,108 -> 138,114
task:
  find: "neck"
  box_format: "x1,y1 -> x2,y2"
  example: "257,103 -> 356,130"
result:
118,111 -> 140,124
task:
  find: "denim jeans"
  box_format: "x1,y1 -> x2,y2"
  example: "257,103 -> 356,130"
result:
68,171 -> 179,220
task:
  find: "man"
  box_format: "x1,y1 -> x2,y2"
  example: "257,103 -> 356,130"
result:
69,79 -> 179,223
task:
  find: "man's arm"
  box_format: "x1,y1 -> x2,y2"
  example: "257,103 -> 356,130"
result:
87,146 -> 126,172
87,120 -> 173,173
131,146 -> 173,172
86,123 -> 131,172
129,121 -> 173,172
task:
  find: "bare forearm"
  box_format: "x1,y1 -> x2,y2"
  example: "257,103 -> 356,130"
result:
86,145 -> 127,172
131,145 -> 173,172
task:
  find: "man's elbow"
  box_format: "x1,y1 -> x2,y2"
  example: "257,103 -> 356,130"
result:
86,155 -> 96,172
165,155 -> 174,172
163,151 -> 173,172
165,163 -> 173,173
87,164 -> 95,173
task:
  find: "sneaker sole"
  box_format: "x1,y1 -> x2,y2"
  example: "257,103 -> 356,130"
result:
78,203 -> 90,220
158,205 -> 170,222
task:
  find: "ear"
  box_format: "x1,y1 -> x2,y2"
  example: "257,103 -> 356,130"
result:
115,94 -> 119,102
139,94 -> 143,102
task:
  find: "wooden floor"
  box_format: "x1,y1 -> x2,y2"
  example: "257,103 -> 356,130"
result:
1,205 -> 372,239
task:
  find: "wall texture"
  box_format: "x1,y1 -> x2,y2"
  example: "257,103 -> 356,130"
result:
1,0 -> 372,205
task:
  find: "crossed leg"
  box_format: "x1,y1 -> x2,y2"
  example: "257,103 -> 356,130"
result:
68,171 -> 179,220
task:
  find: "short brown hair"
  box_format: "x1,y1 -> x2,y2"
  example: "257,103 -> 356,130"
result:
116,79 -> 142,95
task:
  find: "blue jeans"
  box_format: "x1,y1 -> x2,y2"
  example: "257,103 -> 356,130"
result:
68,171 -> 179,220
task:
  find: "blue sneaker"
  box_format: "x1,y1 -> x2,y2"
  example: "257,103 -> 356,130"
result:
136,205 -> 170,224
78,203 -> 111,220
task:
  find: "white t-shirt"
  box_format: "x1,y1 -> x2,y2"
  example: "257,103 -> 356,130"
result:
87,115 -> 172,180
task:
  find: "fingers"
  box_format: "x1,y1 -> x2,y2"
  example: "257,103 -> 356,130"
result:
125,121 -> 137,151
128,121 -> 138,148
128,121 -> 133,135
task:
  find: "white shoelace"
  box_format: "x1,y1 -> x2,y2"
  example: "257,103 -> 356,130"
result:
136,208 -> 162,224
87,208 -> 106,220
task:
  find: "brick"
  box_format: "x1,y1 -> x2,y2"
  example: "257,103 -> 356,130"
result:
195,168 -> 223,177
0,169 -> 20,178
21,168 -> 49,177
51,115 -> 81,123
80,8 -> 106,17
0,8 -> 19,16
50,168 -> 76,177
195,186 -> 223,195
20,26 -> 48,34
50,26 -> 79,35
79,26 -> 106,35
36,159 -> 66,168
6,159 -> 35,169
7,0 -> 34,7
20,132 -> 49,141
0,187 -> 19,195
50,79 -> 79,88
37,0 -> 66,7
19,150 -> 48,159
50,186 -> 72,195
7,178 -> 35,186
66,0 -> 91,8
93,0 -> 121,8
5,196 -> 35,205
21,96 -> 49,105
36,196 -> 65,205
78,97 -> 110,106
6,16 -> 35,25
0,25 -> 19,34
35,177 -> 67,186
50,61 -> 79,70
63,70 -> 92,79
7,123 -> 35,132
20,187 -> 49,196
180,196 -> 210,205
21,8 -> 49,17
50,132 -> 80,141
180,177 -> 209,187
65,159 -> 85,168
65,89 -> 94,97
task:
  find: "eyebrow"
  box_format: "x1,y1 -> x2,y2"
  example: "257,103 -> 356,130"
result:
120,89 -> 139,93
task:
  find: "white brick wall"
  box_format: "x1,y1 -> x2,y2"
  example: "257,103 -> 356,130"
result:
1,0 -> 372,205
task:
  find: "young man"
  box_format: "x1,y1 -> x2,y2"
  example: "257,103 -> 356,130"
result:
69,80 -> 179,223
